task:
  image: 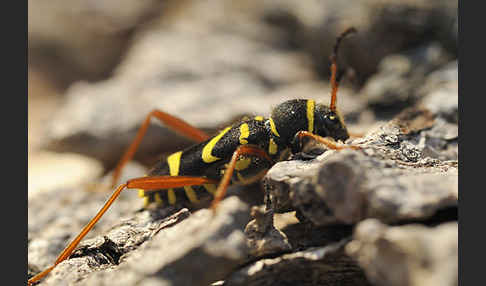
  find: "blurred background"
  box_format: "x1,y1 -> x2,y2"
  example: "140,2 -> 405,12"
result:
28,0 -> 457,196
28,1 -> 458,284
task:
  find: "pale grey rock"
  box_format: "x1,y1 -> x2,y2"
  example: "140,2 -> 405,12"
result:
35,197 -> 251,286
244,206 -> 291,257
225,239 -> 370,286
346,219 -> 458,286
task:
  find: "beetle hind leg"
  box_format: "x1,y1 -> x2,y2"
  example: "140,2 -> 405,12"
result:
111,109 -> 211,188
28,175 -> 217,285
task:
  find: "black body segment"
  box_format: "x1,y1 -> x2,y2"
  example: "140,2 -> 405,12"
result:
140,117 -> 279,207
269,99 -> 316,146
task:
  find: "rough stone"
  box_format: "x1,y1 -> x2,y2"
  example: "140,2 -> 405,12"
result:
419,60 -> 458,123
346,219 -> 458,286
225,239 -> 371,286
34,197 -> 251,286
244,206 -> 291,257
28,161 -> 148,271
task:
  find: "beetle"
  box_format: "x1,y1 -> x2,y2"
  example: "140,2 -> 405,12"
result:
28,27 -> 358,285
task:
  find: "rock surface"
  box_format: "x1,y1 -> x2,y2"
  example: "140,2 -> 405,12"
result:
346,219 -> 458,286
226,240 -> 370,286
244,206 -> 291,257
32,197 -> 251,286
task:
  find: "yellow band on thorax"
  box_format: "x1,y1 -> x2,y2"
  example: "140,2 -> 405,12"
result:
239,123 -> 250,145
307,99 -> 315,133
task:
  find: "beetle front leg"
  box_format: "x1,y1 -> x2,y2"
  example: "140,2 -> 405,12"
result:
291,131 -> 360,154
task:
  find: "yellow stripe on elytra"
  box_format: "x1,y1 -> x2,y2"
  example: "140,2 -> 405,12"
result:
202,127 -> 232,163
254,116 -> 264,121
269,117 -> 280,137
184,186 -> 199,203
239,123 -> 250,145
307,99 -> 315,133
268,137 -> 278,155
203,184 -> 217,194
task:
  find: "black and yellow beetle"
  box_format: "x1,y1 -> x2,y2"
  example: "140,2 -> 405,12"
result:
29,27 -> 359,285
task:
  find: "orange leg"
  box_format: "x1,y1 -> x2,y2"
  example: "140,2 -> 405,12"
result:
296,131 -> 360,151
111,109 -> 211,188
28,175 -> 217,286
210,145 -> 273,211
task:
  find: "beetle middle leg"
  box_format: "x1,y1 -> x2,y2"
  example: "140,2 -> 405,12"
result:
210,145 -> 273,211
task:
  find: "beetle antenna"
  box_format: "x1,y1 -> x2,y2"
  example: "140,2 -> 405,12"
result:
329,27 -> 356,112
